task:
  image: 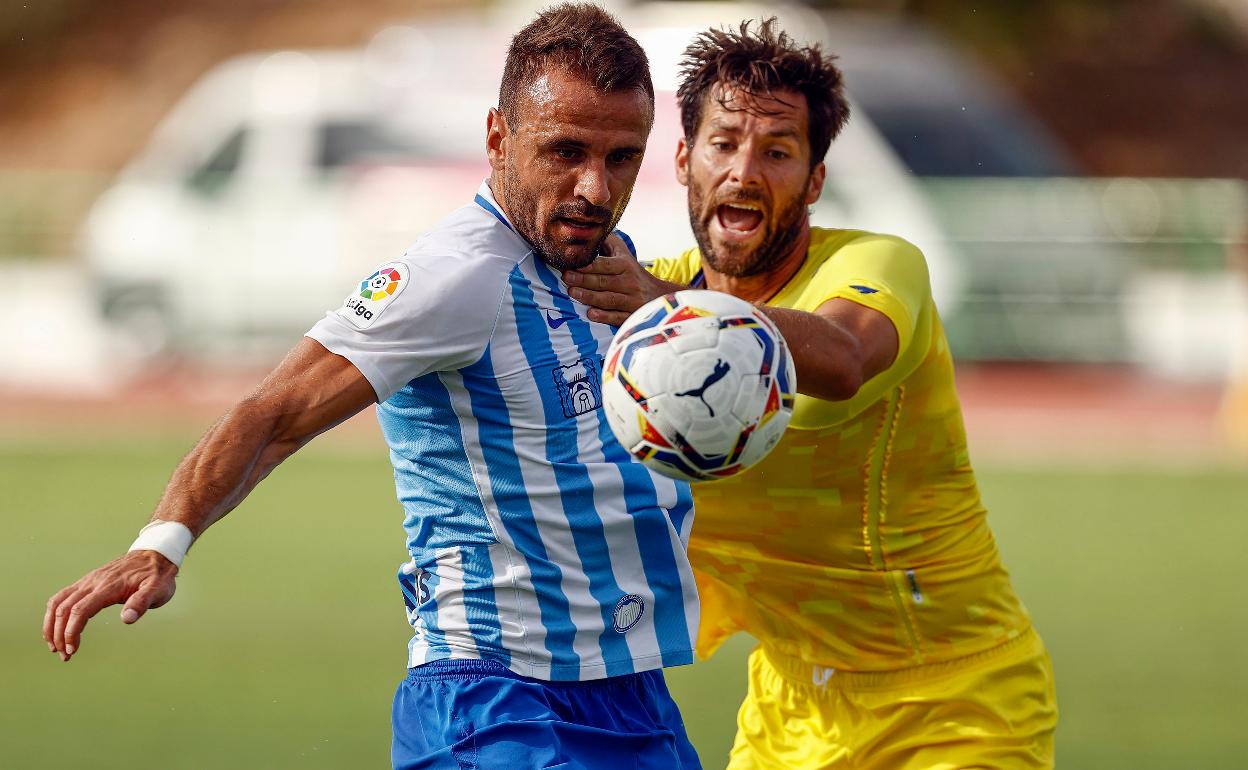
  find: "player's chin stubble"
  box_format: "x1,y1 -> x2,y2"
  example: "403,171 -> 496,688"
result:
504,166 -> 622,271
689,180 -> 809,279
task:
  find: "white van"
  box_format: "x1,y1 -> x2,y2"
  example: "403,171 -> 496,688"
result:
82,5 -> 958,360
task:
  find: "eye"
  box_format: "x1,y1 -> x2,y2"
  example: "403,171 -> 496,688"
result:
555,147 -> 582,161
711,140 -> 733,152
768,148 -> 790,160
607,150 -> 638,165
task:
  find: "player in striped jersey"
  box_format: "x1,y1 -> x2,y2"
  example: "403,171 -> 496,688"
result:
565,18 -> 1057,770
43,5 -> 702,768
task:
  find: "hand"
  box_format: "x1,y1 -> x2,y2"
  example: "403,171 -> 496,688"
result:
563,234 -> 681,326
43,550 -> 178,662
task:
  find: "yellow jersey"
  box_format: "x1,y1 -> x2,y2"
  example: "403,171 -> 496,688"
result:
650,228 -> 1032,671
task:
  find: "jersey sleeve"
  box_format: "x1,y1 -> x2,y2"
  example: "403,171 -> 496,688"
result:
806,233 -> 930,361
306,252 -> 505,402
785,233 -> 934,425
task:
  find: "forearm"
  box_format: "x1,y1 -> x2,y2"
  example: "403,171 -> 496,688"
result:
761,306 -> 868,401
144,342 -> 371,543
151,343 -> 374,536
151,398 -> 304,537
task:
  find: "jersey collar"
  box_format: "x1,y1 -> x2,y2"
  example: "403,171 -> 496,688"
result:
474,180 -> 516,233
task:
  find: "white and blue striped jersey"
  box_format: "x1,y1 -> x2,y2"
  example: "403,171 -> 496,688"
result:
307,182 -> 698,681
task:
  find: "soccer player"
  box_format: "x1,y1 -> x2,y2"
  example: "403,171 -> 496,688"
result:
563,19 -> 1058,769
42,6 -> 703,769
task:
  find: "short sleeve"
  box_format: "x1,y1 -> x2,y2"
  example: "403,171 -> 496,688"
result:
306,252 -> 506,402
806,234 -> 930,359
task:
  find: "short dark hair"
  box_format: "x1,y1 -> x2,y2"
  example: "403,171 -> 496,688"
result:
677,18 -> 849,167
499,3 -> 654,122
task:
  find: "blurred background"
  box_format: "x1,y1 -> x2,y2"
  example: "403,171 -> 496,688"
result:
3,0 -> 1246,768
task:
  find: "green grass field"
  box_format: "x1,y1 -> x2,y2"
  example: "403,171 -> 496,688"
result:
4,436 -> 1247,769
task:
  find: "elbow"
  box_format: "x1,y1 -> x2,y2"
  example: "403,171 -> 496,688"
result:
228,394 -> 306,466
799,362 -> 864,402
819,367 -> 865,402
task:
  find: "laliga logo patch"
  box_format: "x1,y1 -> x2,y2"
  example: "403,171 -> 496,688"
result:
612,594 -> 645,633
337,262 -> 408,329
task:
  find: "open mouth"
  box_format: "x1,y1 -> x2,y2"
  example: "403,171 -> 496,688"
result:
715,203 -> 764,236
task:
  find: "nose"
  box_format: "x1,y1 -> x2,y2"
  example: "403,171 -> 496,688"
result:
728,145 -> 763,187
574,161 -> 610,207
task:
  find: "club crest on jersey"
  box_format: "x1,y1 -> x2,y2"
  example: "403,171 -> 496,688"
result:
613,594 -> 645,633
552,356 -> 603,418
337,262 -> 408,329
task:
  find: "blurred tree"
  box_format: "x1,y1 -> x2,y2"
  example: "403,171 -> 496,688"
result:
803,0 -> 1248,176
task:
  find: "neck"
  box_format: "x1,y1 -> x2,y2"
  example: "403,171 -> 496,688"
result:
487,173 -> 508,215
703,224 -> 812,304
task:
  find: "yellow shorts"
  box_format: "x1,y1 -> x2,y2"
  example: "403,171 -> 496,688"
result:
725,627 -> 1057,770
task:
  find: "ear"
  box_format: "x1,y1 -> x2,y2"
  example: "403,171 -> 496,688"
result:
805,161 -> 826,206
675,137 -> 690,187
486,108 -> 508,173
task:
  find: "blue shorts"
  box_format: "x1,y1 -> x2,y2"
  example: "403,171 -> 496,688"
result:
391,659 -> 701,770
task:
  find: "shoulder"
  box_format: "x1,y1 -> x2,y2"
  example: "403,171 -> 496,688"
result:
411,203 -> 531,271
336,206 -> 525,334
399,205 -> 531,293
646,246 -> 703,285
807,228 -> 929,285
809,228 -> 926,265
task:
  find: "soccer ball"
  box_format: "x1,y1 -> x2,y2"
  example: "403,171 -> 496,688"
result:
602,289 -> 797,482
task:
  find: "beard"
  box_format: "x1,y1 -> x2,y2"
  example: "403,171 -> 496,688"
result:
503,161 -> 626,271
688,178 -> 809,279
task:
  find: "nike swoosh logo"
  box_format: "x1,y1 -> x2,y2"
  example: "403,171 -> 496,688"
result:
546,309 -> 580,329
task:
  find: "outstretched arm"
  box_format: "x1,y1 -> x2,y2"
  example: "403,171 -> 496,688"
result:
43,337 -> 377,661
564,239 -> 899,402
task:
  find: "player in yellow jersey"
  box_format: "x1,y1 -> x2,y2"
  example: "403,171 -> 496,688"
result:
563,18 -> 1057,770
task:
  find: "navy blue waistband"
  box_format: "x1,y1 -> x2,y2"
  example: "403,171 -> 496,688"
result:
405,658 -> 661,689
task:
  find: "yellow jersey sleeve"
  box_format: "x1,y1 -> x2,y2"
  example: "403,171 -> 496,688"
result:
780,231 -> 934,428
805,232 -> 929,364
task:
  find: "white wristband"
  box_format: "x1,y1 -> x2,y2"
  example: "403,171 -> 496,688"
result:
128,520 -> 195,568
